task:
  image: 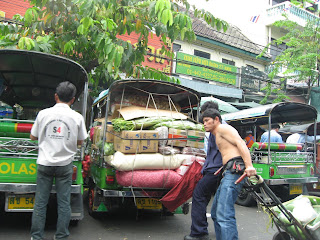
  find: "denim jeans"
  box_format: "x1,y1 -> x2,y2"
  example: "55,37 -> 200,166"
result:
31,162 -> 73,240
211,170 -> 245,240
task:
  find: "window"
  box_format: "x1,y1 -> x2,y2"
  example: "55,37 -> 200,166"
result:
194,50 -> 210,59
172,43 -> 181,52
270,38 -> 287,61
222,58 -> 235,66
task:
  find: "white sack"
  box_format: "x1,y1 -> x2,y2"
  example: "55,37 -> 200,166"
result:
104,151 -> 184,171
292,195 -> 318,225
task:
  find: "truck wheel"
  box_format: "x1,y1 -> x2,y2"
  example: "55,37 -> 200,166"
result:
69,220 -> 79,226
182,203 -> 190,215
236,188 -> 256,207
272,231 -> 291,240
88,186 -> 99,218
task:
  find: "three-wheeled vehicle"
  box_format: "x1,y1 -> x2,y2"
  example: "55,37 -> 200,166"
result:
0,49 -> 89,221
85,79 -> 202,217
222,102 -> 318,206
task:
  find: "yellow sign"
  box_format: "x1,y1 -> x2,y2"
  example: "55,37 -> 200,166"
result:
136,198 -> 162,210
0,11 -> 5,18
7,195 -> 35,210
289,184 -> 303,195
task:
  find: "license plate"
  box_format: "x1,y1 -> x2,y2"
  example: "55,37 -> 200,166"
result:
6,194 -> 35,212
277,166 -> 307,175
136,198 -> 162,210
289,184 -> 303,195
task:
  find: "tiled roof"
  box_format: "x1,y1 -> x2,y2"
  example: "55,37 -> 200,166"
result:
192,16 -> 271,59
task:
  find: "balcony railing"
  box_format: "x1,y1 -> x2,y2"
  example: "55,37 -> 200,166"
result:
266,1 -> 319,27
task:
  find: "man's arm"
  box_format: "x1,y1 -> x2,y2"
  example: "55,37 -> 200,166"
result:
30,134 -> 38,141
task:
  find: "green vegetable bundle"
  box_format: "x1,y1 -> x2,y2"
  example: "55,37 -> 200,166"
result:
112,117 -> 173,132
151,120 -> 204,131
104,142 -> 115,156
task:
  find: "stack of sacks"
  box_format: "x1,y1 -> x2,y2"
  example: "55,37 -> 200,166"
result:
105,151 -> 184,188
104,102 -> 206,189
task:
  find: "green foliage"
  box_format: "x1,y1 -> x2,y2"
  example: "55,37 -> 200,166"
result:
0,0 -> 227,95
258,2 -> 320,103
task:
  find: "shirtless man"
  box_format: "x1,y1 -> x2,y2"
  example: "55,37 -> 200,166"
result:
202,108 -> 256,240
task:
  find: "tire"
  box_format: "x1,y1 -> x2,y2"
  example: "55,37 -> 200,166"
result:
88,186 -> 100,218
236,187 -> 256,206
69,220 -> 79,226
272,231 -> 291,240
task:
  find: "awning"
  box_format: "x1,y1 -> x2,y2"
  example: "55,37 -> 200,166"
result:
201,97 -> 239,114
228,101 -> 261,110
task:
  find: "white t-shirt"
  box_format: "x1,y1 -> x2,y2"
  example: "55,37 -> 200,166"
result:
31,103 -> 88,166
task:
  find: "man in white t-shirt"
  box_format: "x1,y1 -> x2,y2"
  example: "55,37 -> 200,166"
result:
30,81 -> 87,240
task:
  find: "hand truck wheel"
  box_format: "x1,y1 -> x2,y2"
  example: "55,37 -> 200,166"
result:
272,231 -> 291,240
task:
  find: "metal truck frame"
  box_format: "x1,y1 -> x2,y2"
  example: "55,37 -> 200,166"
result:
222,102 -> 318,206
0,49 -> 89,221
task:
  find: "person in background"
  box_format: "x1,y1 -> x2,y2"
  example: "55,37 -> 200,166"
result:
244,130 -> 255,148
30,81 -> 88,240
286,132 -> 320,144
202,108 -> 256,240
184,101 -> 223,240
260,123 -> 283,143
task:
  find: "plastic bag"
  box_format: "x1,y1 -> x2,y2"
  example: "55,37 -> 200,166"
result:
292,195 -> 317,225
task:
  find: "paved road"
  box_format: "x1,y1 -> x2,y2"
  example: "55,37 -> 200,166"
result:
0,192 -> 278,240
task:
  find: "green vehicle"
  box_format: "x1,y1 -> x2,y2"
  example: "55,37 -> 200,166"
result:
222,102 -> 318,206
85,79 -> 201,217
0,49 -> 89,221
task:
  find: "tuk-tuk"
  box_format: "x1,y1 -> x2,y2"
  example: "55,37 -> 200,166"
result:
0,49 -> 89,221
86,79 -> 202,217
222,102 -> 318,206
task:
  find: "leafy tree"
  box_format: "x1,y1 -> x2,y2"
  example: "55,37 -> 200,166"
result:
259,0 -> 320,103
0,0 -> 227,93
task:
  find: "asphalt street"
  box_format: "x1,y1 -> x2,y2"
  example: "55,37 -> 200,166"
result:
0,191 -> 278,240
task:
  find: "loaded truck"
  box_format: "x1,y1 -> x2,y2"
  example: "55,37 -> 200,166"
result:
85,79 -> 206,217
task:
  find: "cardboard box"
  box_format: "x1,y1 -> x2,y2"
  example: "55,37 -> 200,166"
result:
92,124 -> 114,143
140,130 -> 158,153
114,131 -> 141,154
105,124 -> 114,143
167,128 -> 187,147
186,130 -> 205,149
113,130 -> 159,153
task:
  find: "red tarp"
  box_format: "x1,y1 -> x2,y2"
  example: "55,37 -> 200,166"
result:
160,160 -> 203,212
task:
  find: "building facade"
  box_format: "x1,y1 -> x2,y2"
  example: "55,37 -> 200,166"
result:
1,0 -> 276,104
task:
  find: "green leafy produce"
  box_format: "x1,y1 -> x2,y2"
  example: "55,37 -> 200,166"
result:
112,117 -> 173,132
112,118 -> 135,132
104,142 -> 115,156
151,120 -> 204,131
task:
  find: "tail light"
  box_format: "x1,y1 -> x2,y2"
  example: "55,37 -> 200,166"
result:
72,165 -> 77,181
311,166 -> 315,175
106,175 -> 115,185
269,167 -> 275,177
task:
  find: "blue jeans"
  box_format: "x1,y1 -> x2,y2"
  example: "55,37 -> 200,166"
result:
31,162 -> 73,240
211,170 -> 245,240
